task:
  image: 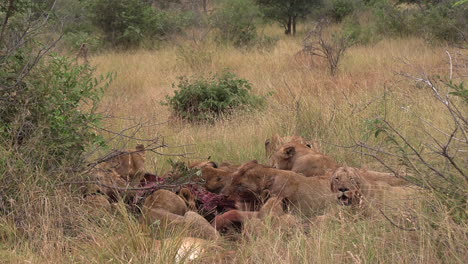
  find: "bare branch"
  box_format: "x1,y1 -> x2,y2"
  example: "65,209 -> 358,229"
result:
379,209 -> 418,232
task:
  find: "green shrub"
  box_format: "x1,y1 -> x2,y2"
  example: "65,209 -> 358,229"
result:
164,72 -> 266,122
211,0 -> 262,47
373,2 -> 413,37
88,0 -> 194,48
1,54 -> 111,168
329,0 -> 361,22
411,3 -> 467,43
343,16 -> 380,45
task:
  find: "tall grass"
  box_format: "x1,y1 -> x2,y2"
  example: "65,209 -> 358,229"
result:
1,27 -> 466,263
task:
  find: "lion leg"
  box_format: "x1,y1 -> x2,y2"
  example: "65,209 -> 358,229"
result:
143,208 -> 186,226
212,210 -> 259,231
259,196 -> 285,219
184,211 -> 219,240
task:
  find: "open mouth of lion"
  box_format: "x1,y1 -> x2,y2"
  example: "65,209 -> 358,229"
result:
337,193 -> 352,206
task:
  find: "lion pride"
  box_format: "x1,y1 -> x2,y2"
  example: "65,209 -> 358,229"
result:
223,160 -> 334,217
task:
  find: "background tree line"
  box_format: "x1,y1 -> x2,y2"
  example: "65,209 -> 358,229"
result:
50,0 -> 466,50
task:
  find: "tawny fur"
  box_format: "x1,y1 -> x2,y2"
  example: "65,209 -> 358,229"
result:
330,166 -> 415,208
272,142 -> 339,177
224,160 -> 334,217
265,134 -> 321,165
141,189 -> 218,240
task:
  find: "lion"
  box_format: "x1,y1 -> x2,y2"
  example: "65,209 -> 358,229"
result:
212,196 -> 300,233
188,161 -> 218,169
330,166 -> 413,208
265,134 -> 321,165
201,165 -> 238,193
112,144 -> 146,183
272,142 -> 339,177
222,160 -> 334,217
141,189 -> 218,240
85,144 -> 147,200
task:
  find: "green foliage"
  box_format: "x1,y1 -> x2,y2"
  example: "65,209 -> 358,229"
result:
446,81 -> 467,103
373,2 -> 413,37
371,0 -> 467,43
88,0 -> 194,48
342,15 -> 380,45
164,72 -> 266,123
257,0 -> 321,34
211,0 -> 262,47
1,54 -> 111,167
411,3 -> 467,43
328,0 -> 360,22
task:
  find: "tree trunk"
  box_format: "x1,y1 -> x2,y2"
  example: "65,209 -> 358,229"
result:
285,16 -> 292,35
202,0 -> 207,13
292,16 -> 297,36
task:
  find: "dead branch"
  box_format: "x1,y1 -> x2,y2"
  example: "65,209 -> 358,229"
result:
301,19 -> 354,76
379,209 -> 418,231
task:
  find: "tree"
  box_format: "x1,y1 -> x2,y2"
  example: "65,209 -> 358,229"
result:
256,0 -> 321,35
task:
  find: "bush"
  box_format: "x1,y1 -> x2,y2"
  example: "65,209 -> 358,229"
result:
411,3 -> 467,43
373,2 -> 413,37
211,0 -> 262,47
371,0 -> 467,43
164,72 -> 266,122
343,16 -> 380,45
328,0 -> 361,22
1,54 -> 111,169
88,0 -> 194,48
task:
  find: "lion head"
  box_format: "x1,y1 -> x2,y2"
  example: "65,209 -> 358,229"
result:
222,160 -> 272,203
330,167 -> 368,206
201,166 -> 232,194
265,135 -> 321,164
271,143 -> 297,170
188,161 -> 218,169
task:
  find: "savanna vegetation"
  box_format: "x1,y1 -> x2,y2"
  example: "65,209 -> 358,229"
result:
1,0 -> 467,263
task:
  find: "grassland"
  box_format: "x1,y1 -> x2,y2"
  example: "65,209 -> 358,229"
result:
1,26 -> 466,263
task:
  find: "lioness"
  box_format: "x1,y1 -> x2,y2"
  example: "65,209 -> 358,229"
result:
212,196 -> 296,232
141,189 -> 218,240
201,164 -> 239,193
265,134 -> 321,165
99,144 -> 146,183
330,166 -> 413,208
223,160 -> 334,217
272,142 -> 339,177
85,144 -> 147,200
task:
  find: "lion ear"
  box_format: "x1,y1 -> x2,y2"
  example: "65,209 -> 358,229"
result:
209,161 -> 218,168
135,144 -> 145,152
283,146 -> 295,157
265,139 -> 270,147
306,143 -> 312,148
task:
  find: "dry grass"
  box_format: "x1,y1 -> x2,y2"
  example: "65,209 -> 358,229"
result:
1,27 -> 466,263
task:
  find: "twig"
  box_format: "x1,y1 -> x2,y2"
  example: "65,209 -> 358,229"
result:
60,180 -> 201,192
379,209 -> 418,231
446,50 -> 453,80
